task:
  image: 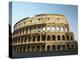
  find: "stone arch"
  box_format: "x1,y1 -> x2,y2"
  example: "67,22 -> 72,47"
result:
37,35 -> 40,41
57,45 -> 61,50
65,27 -> 67,32
52,26 -> 55,31
56,26 -> 60,31
62,45 -> 66,50
52,45 -> 56,51
47,45 -> 50,51
43,27 -> 45,31
33,36 -> 35,41
42,45 -> 45,51
47,26 -> 50,31
38,27 -> 41,32
27,46 -> 30,52
71,35 -> 73,40
47,35 -> 51,41
31,46 -> 35,52
60,26 -> 64,32
62,35 -> 65,40
21,37 -> 23,43
71,45 -> 74,49
42,35 -> 45,41
57,35 -> 60,40
36,45 -> 40,51
52,35 -> 56,40
67,35 -> 69,40
67,45 -> 70,49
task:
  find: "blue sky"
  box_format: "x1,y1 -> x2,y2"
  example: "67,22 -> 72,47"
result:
11,1 -> 78,40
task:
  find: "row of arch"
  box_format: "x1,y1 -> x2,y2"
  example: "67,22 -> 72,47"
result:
13,26 -> 69,37
13,34 -> 73,44
14,44 -> 77,53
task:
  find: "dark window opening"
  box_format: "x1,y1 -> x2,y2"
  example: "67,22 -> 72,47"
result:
52,45 -> 56,51
71,45 -> 74,49
36,46 -> 40,51
42,46 -> 45,51
47,35 -> 50,41
48,18 -> 49,20
39,18 -> 40,21
47,45 -> 50,51
37,35 -> 40,41
67,35 -> 69,40
71,36 -> 73,40
33,36 -> 35,41
57,45 -> 61,50
42,35 -> 45,41
62,35 -> 65,40
63,45 -> 66,50
52,35 -> 56,40
32,46 -> 35,52
67,45 -> 70,49
57,35 -> 60,40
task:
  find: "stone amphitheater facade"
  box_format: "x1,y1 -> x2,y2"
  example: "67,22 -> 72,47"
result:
12,14 -> 78,53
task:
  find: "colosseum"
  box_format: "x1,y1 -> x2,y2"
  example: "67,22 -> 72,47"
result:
12,14 -> 78,58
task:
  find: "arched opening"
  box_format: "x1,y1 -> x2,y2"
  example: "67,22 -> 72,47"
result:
42,45 -> 45,51
21,46 -> 23,53
47,45 -> 50,51
71,36 -> 73,40
65,28 -> 67,32
47,27 -> 50,31
43,27 -> 45,31
33,36 -> 35,41
52,35 -> 56,40
62,35 -> 65,40
62,45 -> 66,50
71,45 -> 74,49
67,45 -> 70,49
52,45 -> 56,51
52,26 -> 55,31
56,26 -> 60,31
36,46 -> 40,51
37,35 -> 40,41
42,35 -> 45,41
60,26 -> 64,32
27,46 -> 30,52
32,46 -> 35,52
67,35 -> 69,40
47,35 -> 50,41
57,45 -> 61,50
38,27 -> 41,32
57,35 -> 60,40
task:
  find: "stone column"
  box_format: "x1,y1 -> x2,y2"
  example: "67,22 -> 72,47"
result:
50,45 -> 52,51
45,45 -> 47,51
55,45 -> 57,51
